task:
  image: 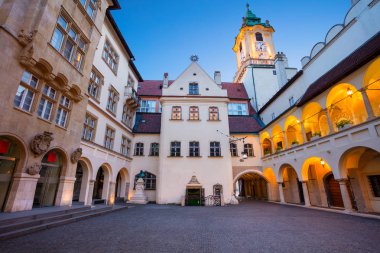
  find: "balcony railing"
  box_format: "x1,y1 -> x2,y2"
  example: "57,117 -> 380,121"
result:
234,57 -> 275,82
124,86 -> 140,109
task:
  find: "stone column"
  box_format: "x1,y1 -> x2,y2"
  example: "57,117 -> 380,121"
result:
337,179 -> 354,212
301,181 -> 311,207
55,176 -> 76,206
300,123 -> 308,143
108,181 -> 116,205
278,182 -> 285,203
283,131 -> 288,149
323,108 -> 335,134
361,90 -> 374,120
86,180 -> 95,205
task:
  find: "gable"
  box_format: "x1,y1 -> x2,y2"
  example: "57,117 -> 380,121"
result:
162,62 -> 228,97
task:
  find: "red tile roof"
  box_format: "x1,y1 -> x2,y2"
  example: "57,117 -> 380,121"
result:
228,116 -> 262,133
221,82 -> 249,100
133,113 -> 161,134
298,32 -> 380,106
137,81 -> 249,100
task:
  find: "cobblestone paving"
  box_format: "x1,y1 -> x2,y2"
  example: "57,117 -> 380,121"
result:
1,201 -> 380,253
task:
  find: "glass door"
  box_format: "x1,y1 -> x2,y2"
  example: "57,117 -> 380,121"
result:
33,164 -> 61,207
0,156 -> 16,211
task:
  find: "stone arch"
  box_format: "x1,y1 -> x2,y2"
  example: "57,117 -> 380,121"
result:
271,124 -> 285,152
326,83 -> 367,131
338,146 -> 380,213
302,102 -> 330,139
41,146 -> 69,176
0,134 -> 28,212
363,57 -> 380,117
260,131 -> 272,155
115,168 -> 130,202
72,157 -> 93,204
54,73 -> 69,89
284,115 -> 303,147
278,164 -> 304,204
233,169 -> 269,200
93,163 -> 113,202
263,167 -> 279,202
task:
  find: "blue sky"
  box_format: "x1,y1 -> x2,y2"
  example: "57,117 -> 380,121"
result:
112,0 -> 351,81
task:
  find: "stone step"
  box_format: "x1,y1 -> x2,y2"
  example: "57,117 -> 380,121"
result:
0,206 -> 127,241
0,206 -> 92,226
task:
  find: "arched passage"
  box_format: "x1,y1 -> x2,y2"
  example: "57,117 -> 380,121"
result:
301,157 -> 343,208
302,102 -> 330,140
72,159 -> 91,203
339,147 -> 380,213
326,83 -> 367,131
115,168 -> 130,203
0,135 -> 26,211
263,168 -> 279,201
284,115 -> 303,147
34,149 -> 66,207
93,164 -> 112,204
363,57 -> 380,117
234,170 -> 268,200
272,125 -> 285,152
279,164 -> 304,204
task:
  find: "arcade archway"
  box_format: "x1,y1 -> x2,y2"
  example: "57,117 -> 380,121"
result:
234,172 -> 268,200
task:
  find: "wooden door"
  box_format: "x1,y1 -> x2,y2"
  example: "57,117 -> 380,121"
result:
325,174 -> 344,208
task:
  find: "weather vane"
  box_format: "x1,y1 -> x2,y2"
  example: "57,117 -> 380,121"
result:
190,55 -> 199,62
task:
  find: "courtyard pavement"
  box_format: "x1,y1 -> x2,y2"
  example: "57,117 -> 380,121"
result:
0,201 -> 379,253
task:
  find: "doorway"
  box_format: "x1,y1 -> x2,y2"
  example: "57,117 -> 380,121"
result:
33,151 -> 62,207
72,163 -> 83,202
324,173 -> 344,208
93,167 -> 105,203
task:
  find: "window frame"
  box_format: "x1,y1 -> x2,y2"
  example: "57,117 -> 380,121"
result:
150,143 -> 159,156
82,113 -> 97,141
134,142 -> 144,156
189,141 -> 200,157
170,141 -> 181,157
171,106 -> 182,120
255,32 -> 264,42
228,103 -> 248,116
244,143 -> 254,157
55,95 -> 71,128
37,85 -> 57,121
106,86 -> 119,115
210,141 -> 221,157
230,142 -> 238,157
102,39 -> 119,74
209,107 -> 219,121
188,82 -> 199,95
138,100 -> 156,113
189,106 -> 199,120
104,126 -> 115,150
134,171 -> 156,190
88,67 -> 104,101
13,71 -> 39,112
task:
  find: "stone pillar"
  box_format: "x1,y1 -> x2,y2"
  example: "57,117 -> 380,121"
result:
4,173 -> 39,212
361,90 -> 374,120
338,179 -> 354,212
55,176 -> 76,206
86,180 -> 95,205
108,181 -> 116,205
271,140 -> 275,154
300,123 -> 308,143
301,181 -> 311,207
324,108 -> 335,134
278,182 -> 285,203
283,131 -> 288,149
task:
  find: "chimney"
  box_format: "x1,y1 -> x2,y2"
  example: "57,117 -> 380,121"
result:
214,71 -> 222,87
163,72 -> 169,88
275,52 -> 289,88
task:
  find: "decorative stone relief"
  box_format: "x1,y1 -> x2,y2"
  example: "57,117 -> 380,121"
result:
71,148 -> 82,164
18,29 -> 37,65
27,163 -> 41,175
30,132 -> 54,156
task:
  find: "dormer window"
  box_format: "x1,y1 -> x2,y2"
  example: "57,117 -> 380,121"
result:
255,32 -> 263,41
189,83 -> 199,95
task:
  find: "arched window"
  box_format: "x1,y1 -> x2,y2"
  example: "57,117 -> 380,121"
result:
209,107 -> 219,121
255,32 -> 263,41
134,171 -> 156,190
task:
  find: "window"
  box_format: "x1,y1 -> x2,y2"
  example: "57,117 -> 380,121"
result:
122,105 -> 133,127
244,144 -> 254,157
272,113 -> 276,120
102,40 -> 119,73
230,143 -> 238,157
82,113 -> 96,141
289,96 -> 295,106
88,68 -> 103,100
171,106 -> 182,120
273,70 -> 277,75
209,107 -> 219,121
368,175 -> 380,197
104,126 -> 115,150
189,106 -> 199,120
14,71 -> 38,112
228,103 -> 248,115
134,171 -> 156,190
170,142 -> 181,157
150,143 -> 159,156
189,141 -> 200,157
189,83 -> 199,95
210,142 -> 221,157
138,100 -> 156,113
255,32 -> 263,41
79,0 -> 97,19
37,85 -> 56,120
106,86 -> 119,114
51,13 -> 87,70
121,136 -> 131,157
134,142 -> 144,156
55,95 -> 71,127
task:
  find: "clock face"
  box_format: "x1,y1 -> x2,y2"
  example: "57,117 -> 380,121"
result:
255,42 -> 267,52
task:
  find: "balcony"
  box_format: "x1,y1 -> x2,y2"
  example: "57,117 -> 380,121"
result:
234,57 -> 275,82
124,86 -> 140,109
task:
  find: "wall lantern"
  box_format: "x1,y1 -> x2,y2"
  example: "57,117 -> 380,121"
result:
347,88 -> 353,97
241,152 -> 248,159
320,158 -> 325,167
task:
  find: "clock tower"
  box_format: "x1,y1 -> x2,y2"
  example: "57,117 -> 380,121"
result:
232,4 -> 297,112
